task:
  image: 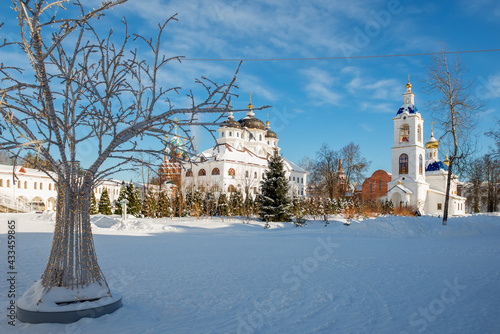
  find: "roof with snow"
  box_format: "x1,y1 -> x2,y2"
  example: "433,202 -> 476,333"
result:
283,157 -> 306,173
396,104 -> 418,116
426,160 -> 449,172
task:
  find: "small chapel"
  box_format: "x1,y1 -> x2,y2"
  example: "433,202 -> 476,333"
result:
385,78 -> 466,215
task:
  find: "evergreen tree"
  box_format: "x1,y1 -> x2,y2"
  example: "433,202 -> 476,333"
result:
157,191 -> 171,218
126,182 -> 142,216
114,185 -> 127,215
229,189 -> 243,216
204,192 -> 217,217
142,188 -> 158,218
98,188 -> 112,215
217,193 -> 229,218
259,149 -> 292,222
90,192 -> 98,214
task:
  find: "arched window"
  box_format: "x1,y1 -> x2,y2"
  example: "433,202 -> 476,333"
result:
211,185 -> 220,193
0,179 -> 2,187
417,125 -> 422,142
419,154 -> 423,175
212,168 -> 220,175
221,132 -> 225,137
254,172 -> 257,178
245,170 -> 249,178
400,124 -> 410,143
34,181 -> 36,189
399,154 -> 409,174
229,131 -> 232,137
237,132 -> 239,138
228,168 -> 235,176
259,134 -> 262,141
24,181 -> 27,189
40,182 -> 43,190
198,169 -> 206,176
49,183 -> 52,190
228,184 -> 236,193
6,180 -> 10,187
18,181 -> 21,188
262,173 -> 265,179
186,169 -> 193,177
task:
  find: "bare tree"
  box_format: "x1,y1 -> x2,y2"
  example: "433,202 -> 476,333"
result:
464,157 -> 484,213
312,143 -> 340,199
422,46 -> 481,225
340,142 -> 370,195
0,0 -> 267,305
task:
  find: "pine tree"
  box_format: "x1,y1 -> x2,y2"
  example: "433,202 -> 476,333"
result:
98,188 -> 112,215
126,182 -> 142,216
90,192 -> 98,214
229,189 -> 243,216
142,188 -> 158,218
114,185 -> 127,215
217,193 -> 229,218
157,191 -> 171,217
259,149 -> 292,222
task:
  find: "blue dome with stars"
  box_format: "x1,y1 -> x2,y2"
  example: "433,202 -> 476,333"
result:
396,104 -> 418,116
426,160 -> 448,172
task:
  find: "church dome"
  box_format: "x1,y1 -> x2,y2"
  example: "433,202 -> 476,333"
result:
396,104 -> 418,116
426,160 -> 448,172
238,116 -> 266,130
425,133 -> 439,149
266,129 -> 277,138
221,118 -> 241,128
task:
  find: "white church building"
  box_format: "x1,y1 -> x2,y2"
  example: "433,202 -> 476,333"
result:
179,96 -> 307,198
385,79 -> 466,216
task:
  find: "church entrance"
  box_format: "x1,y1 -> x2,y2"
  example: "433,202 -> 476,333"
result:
392,193 -> 403,209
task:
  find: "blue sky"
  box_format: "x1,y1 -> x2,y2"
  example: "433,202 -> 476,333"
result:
107,0 -> 500,176
3,0 -> 500,180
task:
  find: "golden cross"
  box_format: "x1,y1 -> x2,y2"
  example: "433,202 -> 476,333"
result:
249,92 -> 252,104
408,74 -> 410,83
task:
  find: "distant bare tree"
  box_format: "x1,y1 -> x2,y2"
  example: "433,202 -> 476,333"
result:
340,142 -> 370,195
312,143 -> 340,199
0,0 -> 267,304
422,46 -> 481,225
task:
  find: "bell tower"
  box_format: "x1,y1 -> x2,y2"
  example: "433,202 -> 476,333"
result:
386,77 -> 429,211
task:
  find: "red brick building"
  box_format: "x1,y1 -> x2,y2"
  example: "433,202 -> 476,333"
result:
361,170 -> 391,201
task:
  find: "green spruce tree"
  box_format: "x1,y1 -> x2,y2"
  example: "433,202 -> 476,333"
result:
114,185 -> 127,215
90,192 -> 98,214
259,149 -> 292,223
229,189 -> 243,217
98,188 -> 112,215
142,188 -> 158,218
126,182 -> 142,216
157,191 -> 171,217
217,193 -> 229,218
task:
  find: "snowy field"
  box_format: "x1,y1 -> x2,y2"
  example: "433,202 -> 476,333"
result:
1,213 -> 500,334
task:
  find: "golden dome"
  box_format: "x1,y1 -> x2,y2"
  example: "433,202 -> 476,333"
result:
425,135 -> 439,149
444,155 -> 449,166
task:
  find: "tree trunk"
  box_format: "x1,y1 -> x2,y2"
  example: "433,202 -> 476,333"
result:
442,159 -> 453,226
40,173 -> 109,298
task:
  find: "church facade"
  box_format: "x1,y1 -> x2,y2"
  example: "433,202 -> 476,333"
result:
159,96 -> 307,198
385,80 -> 466,215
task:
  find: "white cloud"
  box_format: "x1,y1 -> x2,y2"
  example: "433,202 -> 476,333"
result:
300,67 -> 342,105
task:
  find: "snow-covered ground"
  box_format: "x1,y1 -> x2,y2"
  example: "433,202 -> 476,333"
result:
1,213 -> 499,333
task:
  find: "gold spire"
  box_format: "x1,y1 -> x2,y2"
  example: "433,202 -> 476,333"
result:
248,92 -> 253,110
266,113 -> 270,128
430,120 -> 434,136
444,154 -> 449,166
406,74 -> 412,90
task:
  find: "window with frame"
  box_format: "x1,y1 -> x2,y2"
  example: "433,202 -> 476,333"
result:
186,169 -> 193,177
228,168 -> 235,176
437,203 -> 442,210
228,184 -> 236,193
198,169 -> 206,176
417,125 -> 422,142
212,168 -> 220,175
399,154 -> 409,174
